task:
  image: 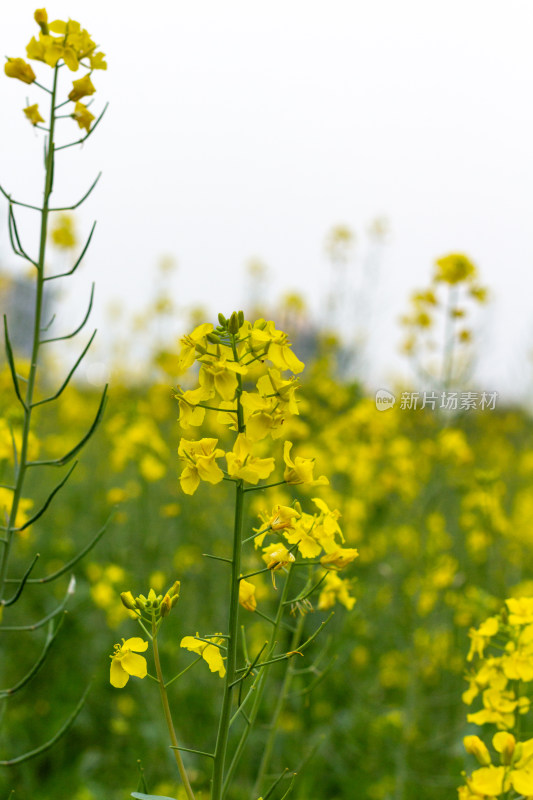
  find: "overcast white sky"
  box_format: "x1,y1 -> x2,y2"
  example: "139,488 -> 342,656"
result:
1,1 -> 533,400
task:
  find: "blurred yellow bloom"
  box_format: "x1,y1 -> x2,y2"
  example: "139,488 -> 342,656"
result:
320,547 -> 359,571
72,101 -> 94,132
467,765 -> 508,796
180,634 -> 226,677
492,731 -> 515,764
506,597 -> 533,626
318,572 -> 356,611
23,103 -> 44,126
435,253 -> 477,285
34,8 -> 48,25
68,74 -> 96,102
463,735 -> 491,766
466,616 -> 499,661
50,213 -> 77,249
5,58 -> 36,83
110,637 -> 148,688
239,579 -> 257,612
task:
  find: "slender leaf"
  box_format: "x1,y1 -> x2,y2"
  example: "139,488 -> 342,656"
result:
3,316 -> 27,410
28,384 -> 108,467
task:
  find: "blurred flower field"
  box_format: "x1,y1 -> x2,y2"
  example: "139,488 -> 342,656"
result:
2,291 -> 533,798
2,8 -> 533,800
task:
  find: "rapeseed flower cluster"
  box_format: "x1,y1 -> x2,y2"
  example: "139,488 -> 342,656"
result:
459,598 -> 533,798
400,251 -> 487,383
4,8 -> 106,132
174,312 -> 358,603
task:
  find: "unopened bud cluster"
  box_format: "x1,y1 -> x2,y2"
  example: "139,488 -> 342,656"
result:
120,581 -> 180,619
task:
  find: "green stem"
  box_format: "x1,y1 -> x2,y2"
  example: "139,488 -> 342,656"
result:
222,566 -> 294,797
211,333 -> 246,800
211,478 -> 245,800
0,65 -> 59,601
252,611 -> 305,797
151,617 -> 196,800
441,284 -> 459,391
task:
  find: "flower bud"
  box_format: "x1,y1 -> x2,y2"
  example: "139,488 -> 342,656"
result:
160,594 -> 172,617
464,735 -> 491,766
218,313 -> 227,326
168,580 -> 181,599
120,591 -> 137,611
34,8 -> 49,33
227,311 -> 240,334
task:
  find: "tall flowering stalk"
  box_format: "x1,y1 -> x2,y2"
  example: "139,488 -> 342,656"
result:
400,252 -> 488,391
113,312 -> 358,800
0,8 -> 107,767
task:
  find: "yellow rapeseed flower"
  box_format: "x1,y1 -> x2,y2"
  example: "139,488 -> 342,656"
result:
68,74 -> 96,102
4,58 -> 36,84
72,101 -> 94,132
180,634 -> 226,677
238,579 -> 257,612
23,103 -> 44,126
110,637 -> 148,688
283,441 -> 328,486
225,434 -> 275,484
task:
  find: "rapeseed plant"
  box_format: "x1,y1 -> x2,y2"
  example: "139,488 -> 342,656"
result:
0,6 -> 107,776
111,312 -> 358,799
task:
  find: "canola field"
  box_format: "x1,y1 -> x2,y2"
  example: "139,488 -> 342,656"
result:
2,8 -> 533,800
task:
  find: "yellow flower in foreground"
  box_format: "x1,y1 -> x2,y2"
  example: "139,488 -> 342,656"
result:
5,58 -> 36,84
178,437 -> 225,495
110,637 -> 148,688
283,441 -> 328,486
262,544 -> 296,587
467,765 -> 508,796
68,74 -> 96,101
23,103 -> 44,126
72,101 -> 94,132
239,579 -> 257,612
463,735 -> 491,766
269,504 -> 301,531
181,634 -> 226,677
226,434 -> 275,484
